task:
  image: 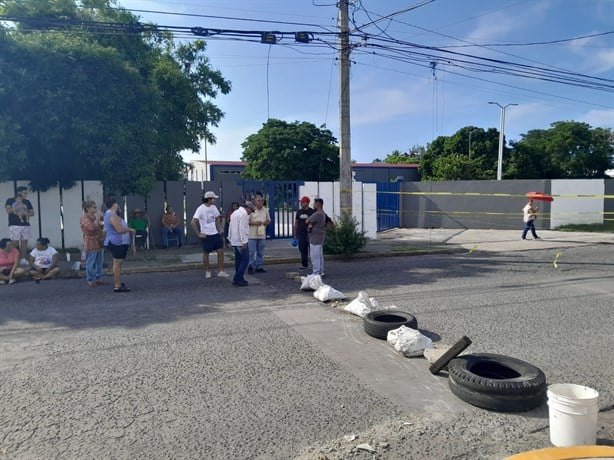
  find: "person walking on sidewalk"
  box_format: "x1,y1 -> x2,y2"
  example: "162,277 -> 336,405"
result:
228,201 -> 255,287
521,199 -> 540,240
294,196 -> 314,271
305,198 -> 327,276
247,194 -> 271,274
191,191 -> 229,279
80,200 -> 105,287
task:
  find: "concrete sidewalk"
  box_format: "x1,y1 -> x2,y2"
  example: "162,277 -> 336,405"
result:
55,229 -> 614,277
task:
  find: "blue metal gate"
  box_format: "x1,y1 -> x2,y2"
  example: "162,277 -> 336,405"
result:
242,180 -> 303,238
376,182 -> 400,231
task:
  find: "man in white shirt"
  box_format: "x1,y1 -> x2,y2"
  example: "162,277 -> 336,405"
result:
521,199 -> 540,240
228,202 -> 255,287
191,191 -> 230,279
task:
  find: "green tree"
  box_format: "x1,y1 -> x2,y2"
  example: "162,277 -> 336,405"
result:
0,0 -> 230,194
384,145 -> 425,164
241,119 -> 339,181
506,121 -> 613,179
420,127 -> 500,180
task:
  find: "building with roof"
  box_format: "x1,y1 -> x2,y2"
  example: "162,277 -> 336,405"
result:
187,160 -> 420,182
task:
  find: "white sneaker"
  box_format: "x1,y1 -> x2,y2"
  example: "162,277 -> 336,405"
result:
205,271 -> 211,278
8,279 -> 16,285
217,271 -> 230,278
0,280 -> 5,285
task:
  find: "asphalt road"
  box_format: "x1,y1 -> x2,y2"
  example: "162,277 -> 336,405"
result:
1,244 -> 613,459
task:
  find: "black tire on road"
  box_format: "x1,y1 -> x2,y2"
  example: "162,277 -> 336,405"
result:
447,353 -> 546,394
449,377 -> 546,412
447,353 -> 546,412
363,310 -> 418,340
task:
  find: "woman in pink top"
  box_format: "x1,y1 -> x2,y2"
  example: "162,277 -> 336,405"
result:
0,238 -> 27,284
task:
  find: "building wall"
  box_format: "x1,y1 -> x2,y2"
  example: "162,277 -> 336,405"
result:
1,181 -> 104,249
300,181 -> 377,239
550,179 -> 604,228
353,165 -> 420,182
401,180 -> 551,229
400,179 -> 611,230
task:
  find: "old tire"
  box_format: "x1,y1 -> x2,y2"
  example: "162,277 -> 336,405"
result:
447,353 -> 546,412
449,378 -> 545,412
363,310 -> 418,340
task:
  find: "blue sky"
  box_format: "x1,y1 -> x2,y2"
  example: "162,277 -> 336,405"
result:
121,0 -> 614,164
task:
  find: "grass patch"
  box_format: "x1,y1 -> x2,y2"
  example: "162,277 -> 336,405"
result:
555,222 -> 614,233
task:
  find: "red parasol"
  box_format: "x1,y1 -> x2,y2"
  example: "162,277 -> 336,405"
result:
526,191 -> 554,202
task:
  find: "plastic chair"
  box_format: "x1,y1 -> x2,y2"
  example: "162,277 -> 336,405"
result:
134,227 -> 149,250
165,231 -> 181,248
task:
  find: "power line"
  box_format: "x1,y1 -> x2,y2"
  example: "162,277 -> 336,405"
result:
439,30 -> 614,48
3,8 -> 613,95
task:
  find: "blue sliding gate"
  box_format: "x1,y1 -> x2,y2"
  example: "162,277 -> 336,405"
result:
242,180 -> 303,238
376,182 -> 400,231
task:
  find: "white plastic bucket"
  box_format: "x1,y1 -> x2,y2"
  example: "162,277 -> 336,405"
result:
547,383 -> 599,447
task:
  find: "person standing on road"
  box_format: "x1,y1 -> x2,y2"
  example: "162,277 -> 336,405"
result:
294,196 -> 314,271
305,198 -> 327,276
191,191 -> 229,279
521,199 -> 540,240
5,186 -> 35,265
80,200 -> 105,287
103,197 -> 135,292
228,201 -> 255,287
247,194 -> 271,274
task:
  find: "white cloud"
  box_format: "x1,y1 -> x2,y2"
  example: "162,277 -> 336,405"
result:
592,49 -> 614,73
465,0 -> 551,43
350,80 -> 431,125
578,109 -> 614,129
182,123 -> 262,162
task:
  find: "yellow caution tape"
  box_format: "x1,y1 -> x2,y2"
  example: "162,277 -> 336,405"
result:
553,252 -> 563,269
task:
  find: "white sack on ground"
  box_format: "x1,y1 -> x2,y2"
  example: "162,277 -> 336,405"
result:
313,285 -> 346,302
300,274 -> 324,291
387,326 -> 433,357
344,291 -> 378,317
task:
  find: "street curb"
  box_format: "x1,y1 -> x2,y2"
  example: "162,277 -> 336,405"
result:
56,247 -> 454,279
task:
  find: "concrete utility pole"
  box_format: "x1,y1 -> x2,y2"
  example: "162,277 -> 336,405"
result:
338,0 -> 352,213
488,102 -> 517,180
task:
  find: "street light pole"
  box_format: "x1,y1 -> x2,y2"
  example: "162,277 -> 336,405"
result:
488,102 -> 517,180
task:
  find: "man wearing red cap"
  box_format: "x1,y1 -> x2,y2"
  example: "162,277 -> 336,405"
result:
293,196 -> 314,270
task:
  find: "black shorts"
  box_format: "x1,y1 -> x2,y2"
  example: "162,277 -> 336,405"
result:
107,242 -> 130,260
201,233 -> 224,253
1,268 -> 11,276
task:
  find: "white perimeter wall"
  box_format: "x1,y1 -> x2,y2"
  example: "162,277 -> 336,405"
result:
1,181 -> 104,249
300,181 -> 377,239
550,179 -> 604,228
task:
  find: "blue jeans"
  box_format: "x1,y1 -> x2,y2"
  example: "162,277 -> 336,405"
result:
522,220 -> 538,239
85,249 -> 104,282
163,227 -> 182,246
248,239 -> 266,269
233,245 -> 250,282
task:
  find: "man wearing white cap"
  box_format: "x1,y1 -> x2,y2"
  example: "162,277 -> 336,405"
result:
191,191 -> 230,279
